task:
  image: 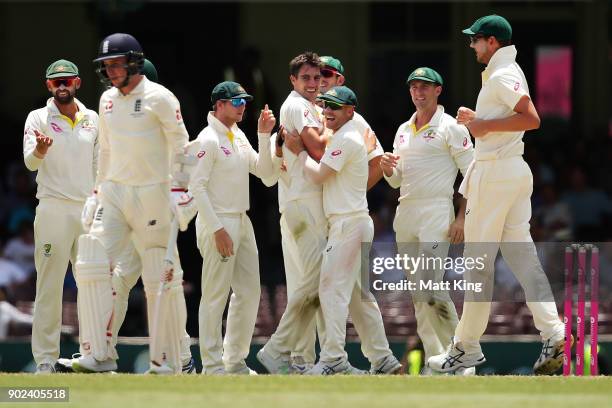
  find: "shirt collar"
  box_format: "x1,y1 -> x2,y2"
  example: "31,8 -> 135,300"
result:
407,105 -> 445,132
483,45 -> 517,81
207,111 -> 240,139
46,97 -> 87,116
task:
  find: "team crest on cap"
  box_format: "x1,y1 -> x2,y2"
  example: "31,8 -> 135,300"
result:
327,89 -> 338,96
55,65 -> 66,72
236,86 -> 246,93
414,68 -> 426,76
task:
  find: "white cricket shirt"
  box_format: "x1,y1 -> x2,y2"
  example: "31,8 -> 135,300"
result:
320,120 -> 368,217
190,112 -> 273,232
23,98 -> 98,201
384,105 -> 473,201
97,77 -> 189,186
474,45 -> 530,160
278,91 -> 324,212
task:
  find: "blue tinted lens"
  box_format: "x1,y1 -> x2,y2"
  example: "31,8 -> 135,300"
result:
231,98 -> 247,107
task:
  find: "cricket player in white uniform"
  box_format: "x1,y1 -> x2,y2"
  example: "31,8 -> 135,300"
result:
380,67 -> 474,373
190,81 -> 276,375
103,58 -> 196,373
281,86 -> 396,375
23,59 -> 98,374
427,15 -> 565,375
72,33 -> 193,373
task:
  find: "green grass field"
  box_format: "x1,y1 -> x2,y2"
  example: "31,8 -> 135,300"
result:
1,375 -> 611,408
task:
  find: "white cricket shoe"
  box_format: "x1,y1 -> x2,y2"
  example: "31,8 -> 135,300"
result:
35,363 -> 56,375
305,358 -> 353,376
370,354 -> 402,375
454,366 -> 476,376
55,354 -> 80,373
201,366 -> 226,375
146,363 -> 176,375
256,347 -> 290,374
182,357 -> 196,374
226,363 -> 258,375
289,356 -> 313,375
427,339 -> 485,373
533,333 -> 571,375
72,354 -> 117,373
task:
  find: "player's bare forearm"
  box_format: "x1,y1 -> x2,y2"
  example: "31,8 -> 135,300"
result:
301,127 -> 327,162
457,197 -> 467,219
467,96 -> 540,137
367,156 -> 384,190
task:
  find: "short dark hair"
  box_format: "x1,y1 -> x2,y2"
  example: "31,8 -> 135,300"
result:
497,38 -> 512,47
289,52 -> 322,77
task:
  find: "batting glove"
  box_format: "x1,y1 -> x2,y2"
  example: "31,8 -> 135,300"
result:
170,188 -> 197,231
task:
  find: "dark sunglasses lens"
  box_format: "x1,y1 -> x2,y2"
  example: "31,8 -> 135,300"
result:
325,102 -> 342,110
321,69 -> 335,78
52,78 -> 74,87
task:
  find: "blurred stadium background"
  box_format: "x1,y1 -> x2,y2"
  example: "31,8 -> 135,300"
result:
0,0 -> 610,374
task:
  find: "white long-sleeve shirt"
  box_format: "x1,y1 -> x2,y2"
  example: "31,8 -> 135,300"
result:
97,77 -> 189,186
190,112 -> 274,232
384,105 -> 473,201
474,45 -> 529,160
23,97 -> 98,201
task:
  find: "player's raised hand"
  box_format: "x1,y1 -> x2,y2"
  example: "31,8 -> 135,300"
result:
456,107 -> 476,125
363,129 -> 377,154
34,129 -> 53,156
258,104 -> 276,134
379,152 -> 399,177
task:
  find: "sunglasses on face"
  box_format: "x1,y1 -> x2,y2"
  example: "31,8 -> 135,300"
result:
49,77 -> 76,88
321,69 -> 339,78
227,98 -> 247,107
323,101 -> 344,110
470,34 -> 486,44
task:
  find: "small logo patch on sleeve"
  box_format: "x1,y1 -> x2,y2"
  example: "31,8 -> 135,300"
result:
331,149 -> 342,156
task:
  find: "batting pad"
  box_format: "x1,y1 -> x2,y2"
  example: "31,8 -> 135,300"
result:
75,234 -> 118,362
144,248 -> 187,373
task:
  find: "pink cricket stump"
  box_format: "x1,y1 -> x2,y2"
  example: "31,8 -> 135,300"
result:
590,246 -> 599,376
576,246 -> 586,375
563,246 -> 573,376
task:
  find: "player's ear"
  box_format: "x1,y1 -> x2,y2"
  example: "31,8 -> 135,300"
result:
75,77 -> 82,90
46,80 -> 53,93
435,85 -> 442,97
289,74 -> 297,86
337,75 -> 345,86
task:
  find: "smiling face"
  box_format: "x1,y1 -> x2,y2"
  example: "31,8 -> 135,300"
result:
409,80 -> 441,111
319,68 -> 345,94
323,101 -> 354,132
290,64 -> 321,102
46,76 -> 81,105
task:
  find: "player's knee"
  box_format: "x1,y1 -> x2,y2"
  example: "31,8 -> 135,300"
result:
76,234 -> 110,280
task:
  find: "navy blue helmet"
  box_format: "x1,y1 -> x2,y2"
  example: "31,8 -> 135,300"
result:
94,33 -> 144,87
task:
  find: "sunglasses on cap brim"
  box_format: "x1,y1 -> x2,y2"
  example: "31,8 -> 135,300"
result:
49,77 -> 77,88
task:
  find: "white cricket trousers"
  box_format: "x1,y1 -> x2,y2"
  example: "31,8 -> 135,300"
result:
455,156 -> 563,353
89,181 -> 184,360
319,213 -> 392,364
393,198 -> 459,360
32,197 -> 84,365
196,213 -> 260,371
268,198 -> 327,363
